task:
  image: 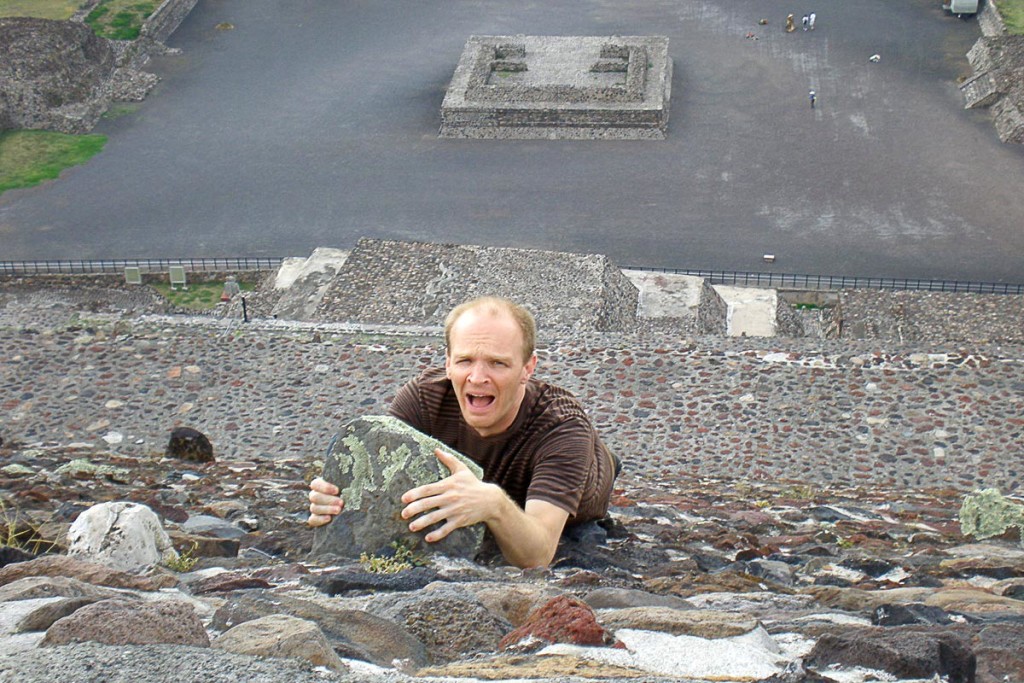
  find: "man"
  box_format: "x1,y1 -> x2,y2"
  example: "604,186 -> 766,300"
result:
308,297 -> 618,568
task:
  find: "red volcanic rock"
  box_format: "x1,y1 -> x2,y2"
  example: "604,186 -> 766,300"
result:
498,595 -> 621,652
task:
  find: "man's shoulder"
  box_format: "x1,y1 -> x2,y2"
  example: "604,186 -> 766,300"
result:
525,378 -> 587,419
411,367 -> 450,387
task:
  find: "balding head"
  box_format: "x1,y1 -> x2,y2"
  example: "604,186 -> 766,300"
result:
445,297 -> 536,362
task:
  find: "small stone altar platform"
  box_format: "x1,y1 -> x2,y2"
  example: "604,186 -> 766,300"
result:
439,35 -> 672,140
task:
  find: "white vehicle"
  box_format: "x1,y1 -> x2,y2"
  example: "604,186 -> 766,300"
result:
943,0 -> 979,17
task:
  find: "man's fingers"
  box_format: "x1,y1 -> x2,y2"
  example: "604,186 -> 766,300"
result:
401,480 -> 446,505
424,520 -> 457,543
435,448 -> 469,475
310,477 -> 339,496
307,513 -> 333,527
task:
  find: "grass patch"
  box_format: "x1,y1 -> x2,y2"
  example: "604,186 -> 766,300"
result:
995,0 -> 1024,34
151,280 -> 255,310
102,102 -> 141,120
0,130 -> 106,195
0,0 -> 81,20
84,0 -> 157,40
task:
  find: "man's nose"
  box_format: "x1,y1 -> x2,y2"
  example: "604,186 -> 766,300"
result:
467,362 -> 489,383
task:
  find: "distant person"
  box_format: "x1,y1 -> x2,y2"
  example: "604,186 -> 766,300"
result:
809,90 -> 817,108
808,12 -> 816,30
308,297 -> 620,568
786,14 -> 796,32
802,14 -> 809,30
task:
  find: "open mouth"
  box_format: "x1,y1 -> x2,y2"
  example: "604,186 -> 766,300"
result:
467,393 -> 495,409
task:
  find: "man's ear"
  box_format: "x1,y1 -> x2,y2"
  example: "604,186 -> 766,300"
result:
444,352 -> 451,379
522,353 -> 538,383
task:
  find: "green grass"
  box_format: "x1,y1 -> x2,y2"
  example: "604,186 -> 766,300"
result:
0,131 -> 106,195
995,0 -> 1024,34
84,0 -> 157,40
151,280 -> 255,310
0,0 -> 82,20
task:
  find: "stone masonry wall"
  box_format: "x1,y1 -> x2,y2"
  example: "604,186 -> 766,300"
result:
141,0 -> 199,43
961,1 -> 1024,143
696,280 -> 727,335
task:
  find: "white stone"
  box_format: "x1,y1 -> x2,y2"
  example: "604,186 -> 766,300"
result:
102,431 -> 123,445
67,501 -> 178,572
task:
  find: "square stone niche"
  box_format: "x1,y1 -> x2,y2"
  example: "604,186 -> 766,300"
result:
439,35 -> 672,140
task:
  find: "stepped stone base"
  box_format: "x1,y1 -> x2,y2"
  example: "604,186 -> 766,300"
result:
439,35 -> 672,140
312,239 -> 639,334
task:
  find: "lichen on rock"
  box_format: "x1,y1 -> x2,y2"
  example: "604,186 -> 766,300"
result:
310,416 -> 485,561
959,488 -> 1024,546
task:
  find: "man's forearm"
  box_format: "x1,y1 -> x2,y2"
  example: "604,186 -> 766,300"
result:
485,494 -> 566,569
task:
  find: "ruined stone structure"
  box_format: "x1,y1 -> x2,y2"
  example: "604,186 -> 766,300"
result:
310,238 -> 640,335
0,0 -> 197,134
440,36 -> 672,139
960,1 -> 1024,143
0,17 -> 117,133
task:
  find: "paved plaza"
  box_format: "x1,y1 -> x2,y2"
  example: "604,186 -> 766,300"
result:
1,0 -> 1022,283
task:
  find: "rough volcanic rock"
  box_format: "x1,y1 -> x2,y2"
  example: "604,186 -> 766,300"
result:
499,595 -> 621,652
0,555 -> 176,591
212,614 -> 347,672
372,582 -> 511,664
0,17 -> 115,133
805,627 -> 976,682
40,598 -> 210,647
310,416 -> 485,561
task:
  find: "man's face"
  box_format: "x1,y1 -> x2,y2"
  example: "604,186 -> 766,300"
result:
445,308 -> 537,438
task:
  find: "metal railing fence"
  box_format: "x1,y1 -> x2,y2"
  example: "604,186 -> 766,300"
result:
0,258 -> 1021,294
623,267 -> 1024,295
0,257 -> 283,276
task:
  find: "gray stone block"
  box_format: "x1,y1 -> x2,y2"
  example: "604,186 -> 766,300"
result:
310,416 -> 485,561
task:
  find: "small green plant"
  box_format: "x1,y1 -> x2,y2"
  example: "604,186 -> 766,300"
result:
836,537 -> 856,550
0,498 -> 58,555
163,541 -> 199,572
359,540 -> 426,574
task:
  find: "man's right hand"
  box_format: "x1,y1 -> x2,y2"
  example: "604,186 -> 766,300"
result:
308,477 -> 344,527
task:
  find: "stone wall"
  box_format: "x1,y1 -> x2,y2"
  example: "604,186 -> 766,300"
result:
696,280 -> 727,335
141,0 -> 199,43
836,290 -> 1024,342
979,0 -> 1008,37
960,3 -> 1024,143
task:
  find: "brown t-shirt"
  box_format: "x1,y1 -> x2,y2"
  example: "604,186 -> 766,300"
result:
388,368 -> 616,525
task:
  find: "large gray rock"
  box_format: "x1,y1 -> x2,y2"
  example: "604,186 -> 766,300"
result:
67,501 -> 178,572
40,598 -> 209,647
310,416 -> 485,561
211,592 -> 429,669
370,582 -> 512,664
212,614 -> 347,672
806,627 -> 975,683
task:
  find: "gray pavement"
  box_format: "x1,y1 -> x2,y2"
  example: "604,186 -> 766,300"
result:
2,0 -> 1023,283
